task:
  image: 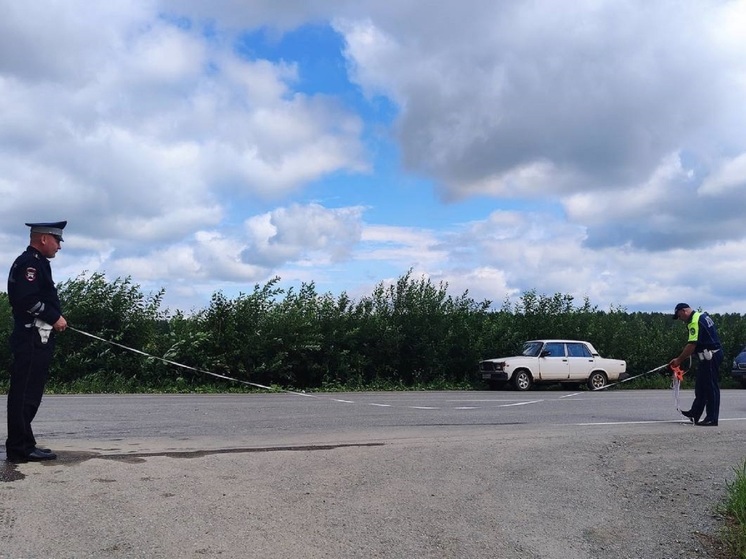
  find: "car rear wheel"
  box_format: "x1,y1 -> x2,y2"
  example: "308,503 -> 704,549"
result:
587,371 -> 607,390
512,370 -> 533,391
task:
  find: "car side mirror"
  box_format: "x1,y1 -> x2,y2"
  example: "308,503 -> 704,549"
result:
540,350 -> 551,357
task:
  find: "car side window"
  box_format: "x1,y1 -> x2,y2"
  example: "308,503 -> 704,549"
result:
543,342 -> 566,357
567,343 -> 592,358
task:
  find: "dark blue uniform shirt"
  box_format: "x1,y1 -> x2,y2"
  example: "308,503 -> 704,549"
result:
7,246 -> 62,329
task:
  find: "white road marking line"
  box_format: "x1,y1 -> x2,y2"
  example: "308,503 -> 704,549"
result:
453,406 -> 478,410
559,393 -> 582,398
368,403 -> 391,407
332,399 -> 355,404
576,417 -> 746,426
447,399 -> 535,403
576,420 -> 689,425
410,406 -> 439,410
500,400 -> 543,407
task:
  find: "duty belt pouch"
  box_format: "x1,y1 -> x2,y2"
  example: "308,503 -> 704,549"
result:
33,319 -> 53,344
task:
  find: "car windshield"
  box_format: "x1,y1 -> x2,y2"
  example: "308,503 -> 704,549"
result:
522,341 -> 544,357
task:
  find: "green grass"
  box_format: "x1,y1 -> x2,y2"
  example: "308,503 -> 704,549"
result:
720,460 -> 746,559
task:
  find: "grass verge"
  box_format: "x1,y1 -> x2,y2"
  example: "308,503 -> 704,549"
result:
719,459 -> 746,559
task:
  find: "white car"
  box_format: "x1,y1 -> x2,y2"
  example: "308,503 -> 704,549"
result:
479,339 -> 627,391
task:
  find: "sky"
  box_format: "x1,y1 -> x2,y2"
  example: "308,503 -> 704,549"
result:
1,0 -> 746,315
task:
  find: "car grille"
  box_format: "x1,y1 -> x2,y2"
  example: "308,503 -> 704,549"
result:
480,362 -> 503,372
738,363 -> 746,370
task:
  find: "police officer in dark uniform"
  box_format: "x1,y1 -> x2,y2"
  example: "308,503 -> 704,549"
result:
5,221 -> 68,462
670,303 -> 723,426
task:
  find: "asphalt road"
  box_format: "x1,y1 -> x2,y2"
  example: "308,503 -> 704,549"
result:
1,389 -> 745,558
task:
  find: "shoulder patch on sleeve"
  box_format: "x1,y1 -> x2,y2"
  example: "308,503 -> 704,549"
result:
25,267 -> 37,282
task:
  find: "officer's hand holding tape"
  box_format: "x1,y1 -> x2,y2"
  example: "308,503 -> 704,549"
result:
53,315 -> 67,332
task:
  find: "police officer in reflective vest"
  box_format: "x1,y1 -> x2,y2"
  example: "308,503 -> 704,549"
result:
5,221 -> 68,462
670,303 -> 722,426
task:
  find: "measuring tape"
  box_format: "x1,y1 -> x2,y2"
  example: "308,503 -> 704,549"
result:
593,363 -> 668,391
67,327 -> 454,410
69,326 -> 692,413
594,358 -> 692,415
68,326 -> 307,394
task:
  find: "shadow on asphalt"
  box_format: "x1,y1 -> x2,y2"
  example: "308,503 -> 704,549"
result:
1,442 -> 384,481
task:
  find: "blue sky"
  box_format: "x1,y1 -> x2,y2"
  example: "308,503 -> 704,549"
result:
2,1 -> 746,314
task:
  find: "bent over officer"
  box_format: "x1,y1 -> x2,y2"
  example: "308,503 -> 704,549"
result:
670,303 -> 722,426
5,221 -> 68,462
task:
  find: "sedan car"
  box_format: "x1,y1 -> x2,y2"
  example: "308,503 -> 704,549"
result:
479,339 -> 628,391
731,346 -> 746,388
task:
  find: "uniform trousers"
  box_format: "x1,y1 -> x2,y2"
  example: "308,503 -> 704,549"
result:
5,328 -> 54,458
689,352 -> 722,423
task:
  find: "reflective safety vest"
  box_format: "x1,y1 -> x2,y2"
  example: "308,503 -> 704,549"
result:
686,311 -> 721,352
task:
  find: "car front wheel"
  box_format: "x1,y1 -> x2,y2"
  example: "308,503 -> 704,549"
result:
587,371 -> 607,390
512,370 -> 533,391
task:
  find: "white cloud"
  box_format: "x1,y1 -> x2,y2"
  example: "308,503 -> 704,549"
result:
337,1 -> 746,206
360,224 -> 447,266
243,203 -> 365,267
0,2 -> 367,242
109,231 -> 268,285
424,212 -> 746,314
0,1 -> 150,83
699,152 -> 746,196
3,1 -> 746,315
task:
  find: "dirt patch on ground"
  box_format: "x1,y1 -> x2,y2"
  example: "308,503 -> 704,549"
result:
596,429 -> 743,558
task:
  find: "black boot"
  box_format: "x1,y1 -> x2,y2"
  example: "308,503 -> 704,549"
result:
680,410 -> 695,424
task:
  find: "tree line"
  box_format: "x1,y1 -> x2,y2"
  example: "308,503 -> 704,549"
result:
1,270 -> 745,392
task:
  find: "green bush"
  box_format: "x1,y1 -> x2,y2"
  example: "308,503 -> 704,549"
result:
0,270 -> 743,392
0,292 -> 11,383
52,272 -> 166,389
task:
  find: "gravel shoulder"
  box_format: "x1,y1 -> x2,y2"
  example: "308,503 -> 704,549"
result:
1,419 -> 744,559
